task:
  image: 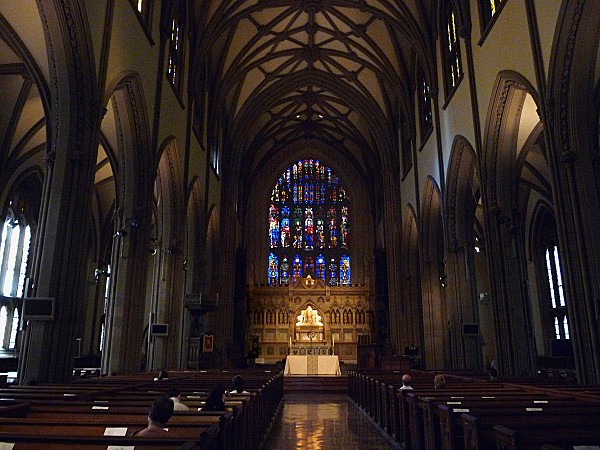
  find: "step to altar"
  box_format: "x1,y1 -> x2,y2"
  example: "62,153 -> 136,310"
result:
283,375 -> 348,393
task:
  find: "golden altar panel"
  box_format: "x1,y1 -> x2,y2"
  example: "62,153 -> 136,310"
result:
247,275 -> 374,365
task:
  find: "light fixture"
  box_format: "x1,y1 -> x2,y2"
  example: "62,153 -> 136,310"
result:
114,228 -> 127,238
127,218 -> 140,228
94,268 -> 110,283
149,237 -> 158,255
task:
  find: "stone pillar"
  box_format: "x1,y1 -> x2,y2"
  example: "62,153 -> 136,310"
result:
545,0 -> 600,385
18,1 -> 100,384
380,166 -> 403,352
102,209 -> 153,375
483,207 -> 535,376
445,241 -> 482,370
215,180 -> 238,368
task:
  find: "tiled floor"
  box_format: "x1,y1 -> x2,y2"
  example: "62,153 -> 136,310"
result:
262,393 -> 394,449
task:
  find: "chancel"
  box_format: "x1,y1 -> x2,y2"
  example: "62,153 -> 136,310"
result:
1,1 -> 600,448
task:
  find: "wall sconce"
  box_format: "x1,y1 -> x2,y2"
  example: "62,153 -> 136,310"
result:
439,275 -> 447,288
474,236 -> 482,253
94,269 -> 110,283
149,238 -> 158,255
439,259 -> 447,287
479,292 -> 490,304
127,218 -> 140,228
114,228 -> 127,238
163,239 -> 179,254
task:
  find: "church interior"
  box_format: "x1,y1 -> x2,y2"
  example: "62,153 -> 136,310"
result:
1,0 -> 600,438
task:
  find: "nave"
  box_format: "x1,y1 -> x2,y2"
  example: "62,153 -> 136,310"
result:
263,393 -> 393,450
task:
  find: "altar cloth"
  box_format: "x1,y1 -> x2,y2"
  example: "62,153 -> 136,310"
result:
284,355 -> 341,375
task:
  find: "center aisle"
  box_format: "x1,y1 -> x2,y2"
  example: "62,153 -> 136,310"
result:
262,393 -> 395,449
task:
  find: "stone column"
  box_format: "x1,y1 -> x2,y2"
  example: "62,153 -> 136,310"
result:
18,0 -> 100,384
380,166 -> 403,352
483,207 -> 535,376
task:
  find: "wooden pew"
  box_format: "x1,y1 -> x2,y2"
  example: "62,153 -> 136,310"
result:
494,423 -> 600,450
461,410 -> 600,450
418,393 -> 599,450
0,370 -> 283,450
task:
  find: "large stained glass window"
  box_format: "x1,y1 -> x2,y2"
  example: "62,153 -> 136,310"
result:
268,159 -> 351,286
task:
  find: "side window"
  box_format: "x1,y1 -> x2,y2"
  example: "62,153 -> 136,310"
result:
479,0 -> 507,37
0,216 -> 32,298
167,1 -> 186,96
418,68 -> 433,145
441,2 -> 463,100
129,0 -> 154,42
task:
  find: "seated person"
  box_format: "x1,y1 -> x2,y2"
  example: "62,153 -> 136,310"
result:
399,374 -> 413,390
489,360 -> 499,381
133,396 -> 174,437
230,375 -> 250,394
166,387 -> 189,411
434,372 -> 446,389
202,384 -> 226,411
153,370 -> 169,381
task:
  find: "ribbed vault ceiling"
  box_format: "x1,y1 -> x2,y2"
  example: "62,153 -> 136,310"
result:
195,0 -> 435,187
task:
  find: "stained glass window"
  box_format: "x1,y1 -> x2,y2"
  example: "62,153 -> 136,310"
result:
269,253 -> 279,286
167,1 -> 185,93
545,246 -> 569,340
442,4 -> 462,96
418,69 -> 433,142
267,159 -> 351,286
129,0 -> 153,33
480,0 -> 505,31
340,255 -> 350,285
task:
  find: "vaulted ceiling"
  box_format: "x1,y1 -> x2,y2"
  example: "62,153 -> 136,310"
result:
194,0 -> 437,193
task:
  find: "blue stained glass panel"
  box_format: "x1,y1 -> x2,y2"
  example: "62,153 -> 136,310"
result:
268,253 -> 279,286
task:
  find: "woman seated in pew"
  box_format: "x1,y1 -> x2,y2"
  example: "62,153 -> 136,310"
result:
166,387 -> 189,411
434,372 -> 446,389
202,384 -> 226,411
132,396 -> 174,437
489,360 -> 499,381
229,375 -> 250,395
153,370 -> 169,381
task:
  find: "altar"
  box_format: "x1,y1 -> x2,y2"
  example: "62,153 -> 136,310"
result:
284,355 -> 341,376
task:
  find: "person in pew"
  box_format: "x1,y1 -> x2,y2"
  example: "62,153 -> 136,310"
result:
399,374 -> 413,390
229,375 -> 250,394
166,388 -> 189,411
202,384 -> 226,411
153,370 -> 169,381
132,396 -> 174,437
434,372 -> 446,389
489,360 -> 499,381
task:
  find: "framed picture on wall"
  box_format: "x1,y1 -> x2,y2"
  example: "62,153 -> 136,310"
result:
203,335 -> 214,352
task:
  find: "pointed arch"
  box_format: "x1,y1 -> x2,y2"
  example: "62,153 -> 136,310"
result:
420,177 -> 448,368
482,70 -> 539,212
205,204 -> 220,300
546,0 -> 600,384
185,176 -> 205,296
445,135 -> 484,369
480,70 -> 539,376
399,203 -> 423,357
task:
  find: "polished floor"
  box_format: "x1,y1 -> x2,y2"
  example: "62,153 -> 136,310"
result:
262,393 -> 394,449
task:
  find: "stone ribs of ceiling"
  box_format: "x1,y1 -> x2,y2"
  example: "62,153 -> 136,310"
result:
196,0 -> 434,183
